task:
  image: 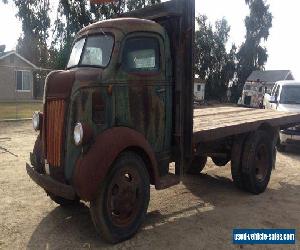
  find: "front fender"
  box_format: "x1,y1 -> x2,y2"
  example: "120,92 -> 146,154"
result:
73,127 -> 159,201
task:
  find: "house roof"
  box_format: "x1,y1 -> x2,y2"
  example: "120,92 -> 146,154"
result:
0,50 -> 14,58
246,70 -> 294,83
0,51 -> 38,69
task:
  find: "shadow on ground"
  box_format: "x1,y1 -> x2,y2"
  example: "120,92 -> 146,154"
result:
27,168 -> 300,249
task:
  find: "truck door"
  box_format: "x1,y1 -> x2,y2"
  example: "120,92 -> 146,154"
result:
115,33 -> 171,153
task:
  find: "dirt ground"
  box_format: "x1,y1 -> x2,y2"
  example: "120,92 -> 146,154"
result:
0,121 -> 299,250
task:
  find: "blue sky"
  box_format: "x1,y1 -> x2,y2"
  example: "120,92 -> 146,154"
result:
0,0 -> 299,79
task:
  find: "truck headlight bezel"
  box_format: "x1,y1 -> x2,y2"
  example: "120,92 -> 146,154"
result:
32,112 -> 42,131
74,123 -> 84,146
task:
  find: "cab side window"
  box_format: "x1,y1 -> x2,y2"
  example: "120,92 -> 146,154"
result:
122,37 -> 160,72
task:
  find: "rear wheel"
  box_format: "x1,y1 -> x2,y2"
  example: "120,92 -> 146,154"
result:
186,156 -> 207,174
277,143 -> 286,152
90,152 -> 150,243
241,130 -> 273,194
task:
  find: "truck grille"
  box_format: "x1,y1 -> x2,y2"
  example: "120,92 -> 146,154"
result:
45,99 -> 66,167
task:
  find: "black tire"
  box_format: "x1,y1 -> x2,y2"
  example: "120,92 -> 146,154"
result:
231,134 -> 247,190
241,130 -> 273,194
277,144 -> 286,152
90,151 -> 150,243
186,156 -> 207,174
33,135 -> 43,173
47,192 -> 80,207
212,157 -> 230,167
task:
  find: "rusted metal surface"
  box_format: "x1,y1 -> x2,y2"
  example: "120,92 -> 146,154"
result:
106,165 -> 142,227
193,107 -> 300,142
73,127 -> 159,201
76,18 -> 165,41
46,70 -> 75,99
26,163 -> 76,200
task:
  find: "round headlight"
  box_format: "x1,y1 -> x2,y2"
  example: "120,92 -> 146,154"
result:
32,112 -> 41,131
74,123 -> 84,146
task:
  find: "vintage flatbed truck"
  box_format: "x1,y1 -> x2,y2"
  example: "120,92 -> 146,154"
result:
26,0 -> 300,243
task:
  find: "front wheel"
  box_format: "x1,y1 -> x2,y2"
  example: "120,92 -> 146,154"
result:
90,152 -> 150,243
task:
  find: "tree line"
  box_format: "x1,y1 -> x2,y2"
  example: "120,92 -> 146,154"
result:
2,0 -> 272,101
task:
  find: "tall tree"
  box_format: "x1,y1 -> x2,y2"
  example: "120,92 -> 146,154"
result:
7,0 -> 51,67
235,0 -> 272,100
3,0 -> 161,69
195,15 -> 236,100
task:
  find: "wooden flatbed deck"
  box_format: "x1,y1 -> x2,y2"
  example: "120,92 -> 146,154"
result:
193,106 -> 300,142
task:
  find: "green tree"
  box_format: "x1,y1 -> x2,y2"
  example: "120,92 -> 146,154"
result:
127,0 -> 160,11
195,15 -> 236,100
4,0 -> 51,67
235,0 -> 272,100
3,0 -> 161,69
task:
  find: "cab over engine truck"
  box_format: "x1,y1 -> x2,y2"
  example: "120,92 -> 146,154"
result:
26,0 -> 300,243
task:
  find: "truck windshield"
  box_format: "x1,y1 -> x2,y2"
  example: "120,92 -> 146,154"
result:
280,85 -> 300,104
67,35 -> 114,69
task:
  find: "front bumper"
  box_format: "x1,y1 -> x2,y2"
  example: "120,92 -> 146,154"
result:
280,130 -> 300,146
26,163 -> 76,200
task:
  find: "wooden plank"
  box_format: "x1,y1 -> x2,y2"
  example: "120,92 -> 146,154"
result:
194,109 -> 275,126
194,107 -> 253,117
193,107 -> 300,142
194,111 -> 291,131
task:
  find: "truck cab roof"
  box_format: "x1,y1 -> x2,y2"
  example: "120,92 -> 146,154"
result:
76,18 -> 165,39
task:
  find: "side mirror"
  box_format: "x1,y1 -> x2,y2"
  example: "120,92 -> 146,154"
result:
269,96 -> 278,104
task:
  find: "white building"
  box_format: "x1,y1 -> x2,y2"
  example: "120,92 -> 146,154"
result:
194,78 -> 206,102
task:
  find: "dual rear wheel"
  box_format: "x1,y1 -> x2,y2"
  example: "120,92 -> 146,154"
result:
187,130 -> 274,195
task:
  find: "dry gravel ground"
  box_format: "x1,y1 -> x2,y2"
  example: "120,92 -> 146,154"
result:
0,121 -> 299,250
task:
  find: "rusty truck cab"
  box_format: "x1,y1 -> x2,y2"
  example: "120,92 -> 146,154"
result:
27,0 -> 195,243
28,18 -> 174,201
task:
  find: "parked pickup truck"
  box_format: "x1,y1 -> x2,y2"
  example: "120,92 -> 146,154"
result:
264,80 -> 300,151
26,0 -> 300,243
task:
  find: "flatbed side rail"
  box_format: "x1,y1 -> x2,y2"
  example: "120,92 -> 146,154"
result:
193,107 -> 300,142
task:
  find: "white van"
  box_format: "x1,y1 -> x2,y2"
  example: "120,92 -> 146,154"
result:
264,81 -> 300,151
